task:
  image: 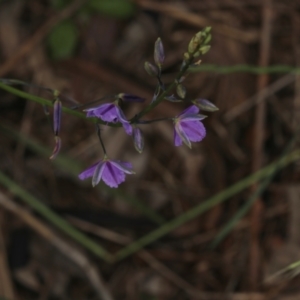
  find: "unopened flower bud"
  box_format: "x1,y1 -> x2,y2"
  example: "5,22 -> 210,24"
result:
199,45 -> 211,55
188,32 -> 202,54
183,52 -> 190,62
203,34 -> 211,45
53,99 -> 62,136
164,95 -> 182,102
192,99 -> 219,112
133,127 -> 144,153
144,61 -> 159,77
154,37 -> 165,68
118,93 -> 145,103
176,84 -> 186,99
50,136 -> 61,160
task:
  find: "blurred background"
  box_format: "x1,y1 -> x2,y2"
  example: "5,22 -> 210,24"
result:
0,0 -> 300,299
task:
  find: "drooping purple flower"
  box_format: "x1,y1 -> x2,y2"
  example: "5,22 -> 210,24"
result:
84,103 -> 132,135
173,105 -> 206,148
78,156 -> 135,188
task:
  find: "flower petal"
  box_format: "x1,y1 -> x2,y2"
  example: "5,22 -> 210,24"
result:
179,105 -> 199,117
179,113 -> 207,121
174,128 -> 183,146
181,120 -> 206,142
85,103 -> 118,122
78,161 -> 99,180
92,161 -> 106,187
175,123 -> 192,148
110,160 -> 134,174
102,161 -> 126,188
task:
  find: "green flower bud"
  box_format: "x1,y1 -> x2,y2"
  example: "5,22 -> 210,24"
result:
154,37 -> 165,68
176,84 -> 186,99
144,61 -> 159,77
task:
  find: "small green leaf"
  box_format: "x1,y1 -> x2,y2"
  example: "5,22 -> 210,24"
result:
88,0 -> 135,19
47,20 -> 78,60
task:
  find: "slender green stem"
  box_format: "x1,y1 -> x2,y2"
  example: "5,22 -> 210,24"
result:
114,150 -> 300,261
132,58 -> 193,121
190,64 -> 300,74
0,171 -> 114,262
210,125 -> 300,248
0,82 -> 120,128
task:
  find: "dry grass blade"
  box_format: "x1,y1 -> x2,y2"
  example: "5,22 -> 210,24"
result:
0,192 -> 113,300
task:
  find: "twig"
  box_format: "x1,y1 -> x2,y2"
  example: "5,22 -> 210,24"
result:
249,0 -> 273,289
223,74 -> 294,123
0,211 -> 15,299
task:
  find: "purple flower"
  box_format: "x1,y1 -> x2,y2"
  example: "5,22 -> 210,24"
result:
84,103 -> 132,135
173,105 -> 206,148
78,156 -> 135,188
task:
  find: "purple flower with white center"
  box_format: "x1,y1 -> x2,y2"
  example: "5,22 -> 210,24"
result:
84,103 -> 132,135
173,105 -> 206,148
78,156 -> 135,188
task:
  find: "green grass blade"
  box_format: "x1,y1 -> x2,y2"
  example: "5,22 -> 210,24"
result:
114,150 -> 300,261
190,64 -> 300,74
0,171 -> 113,262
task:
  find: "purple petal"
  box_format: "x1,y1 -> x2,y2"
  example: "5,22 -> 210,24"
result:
115,106 -> 128,123
180,113 -> 207,121
110,160 -> 134,174
122,122 -> 133,135
78,161 -> 99,180
181,120 -> 206,142
115,106 -> 133,135
53,100 -> 62,135
174,129 -> 183,146
85,103 -> 118,122
175,123 -> 192,148
102,161 -> 126,188
179,105 -> 199,117
92,161 -> 106,187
